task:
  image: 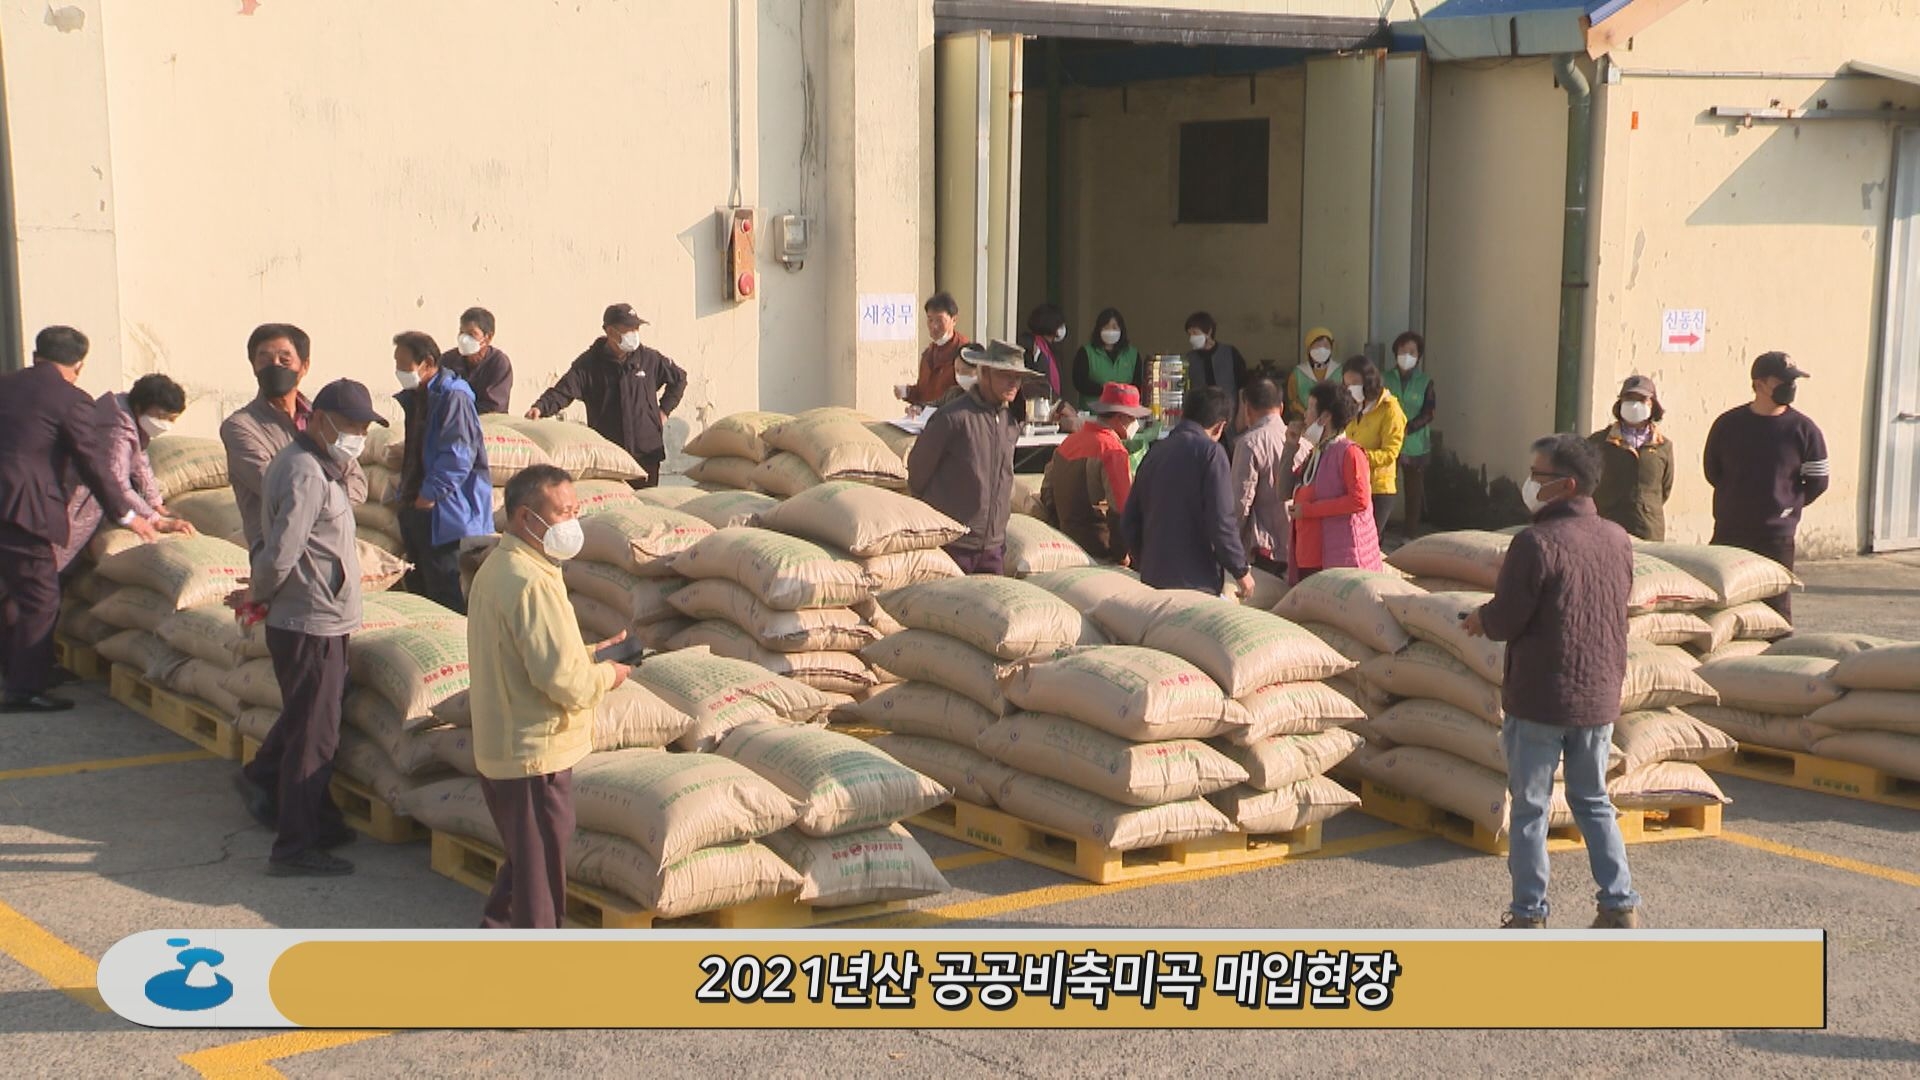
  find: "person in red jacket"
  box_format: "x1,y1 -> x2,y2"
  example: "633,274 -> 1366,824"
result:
1287,381 -> 1382,583
1037,382 -> 1148,562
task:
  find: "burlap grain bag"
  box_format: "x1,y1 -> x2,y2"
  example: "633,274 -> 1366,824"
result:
1831,643 -> 1920,692
1025,565 -> 1149,610
761,824 -> 948,907
358,540 -> 410,592
333,728 -> 446,809
1405,576 -> 1490,594
633,485 -> 709,509
1003,515 -> 1094,576
86,526 -> 151,563
633,647 -> 835,751
563,560 -> 683,624
1627,611 -> 1714,648
401,776 -> 503,845
1696,654 -> 1842,715
672,527 -> 871,611
571,832 -> 805,918
154,605 -> 248,668
354,502 -> 404,545
1215,728 -> 1364,791
684,411 -> 790,463
573,748 -> 803,862
762,409 -> 908,486
1626,554 -> 1718,614
221,657 -> 284,710
669,579 -> 879,653
1612,708 -> 1738,773
91,586 -> 177,633
686,455 -> 765,491
865,421 -> 918,462
177,658 -> 244,715
1383,592 -> 1505,685
340,690 -> 444,775
1296,621 -> 1383,667
848,682 -> 999,744
868,734 -> 1014,807
1689,705 -> 1833,752
1088,587 -> 1193,647
861,547 -> 965,591
1368,745 -> 1571,840
751,451 -> 827,497
167,488 -> 244,543
359,427 -> 405,471
98,629 -> 191,685
1702,602 -> 1793,651
422,725 -> 479,775
348,626 -> 470,728
989,770 -> 1236,851
1274,569 -> 1424,653
1696,640 -> 1770,665
755,481 -> 965,557
717,720 -> 950,836
1384,531 -> 1510,589
1808,691 -> 1920,734
1140,597 -> 1352,696
578,503 -> 713,577
1633,541 -> 1797,607
1764,633 -> 1898,662
1233,681 -> 1369,742
1207,775 -> 1360,834
881,576 -> 1095,660
1811,730 -> 1920,781
1620,640 -> 1720,712
569,593 -> 632,643
1607,761 -> 1729,809
668,619 -> 878,695
97,535 -> 250,611
976,712 -> 1246,807
509,418 -> 645,481
1003,645 -> 1249,741
234,707 -> 277,744
359,524 -> 406,557
1366,699 -> 1512,775
147,436 -> 229,500
470,416 -> 551,482
680,490 -> 781,530
860,630 -> 1009,714
1359,642 -> 1506,724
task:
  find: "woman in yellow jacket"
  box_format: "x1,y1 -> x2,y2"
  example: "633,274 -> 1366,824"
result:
1341,354 -> 1406,540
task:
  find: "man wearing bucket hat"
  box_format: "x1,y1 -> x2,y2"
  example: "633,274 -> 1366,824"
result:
1703,351 -> 1828,621
1037,382 -> 1149,563
908,339 -> 1042,574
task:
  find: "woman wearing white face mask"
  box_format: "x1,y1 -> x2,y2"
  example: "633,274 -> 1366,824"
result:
1182,311 -> 1249,432
1587,374 -> 1673,541
439,306 -> 513,416
1286,327 -> 1338,423
1286,381 -> 1383,584
1385,331 -> 1438,535
1340,355 -> 1407,540
1070,307 -> 1148,413
55,373 -> 195,572
1016,303 -> 1079,429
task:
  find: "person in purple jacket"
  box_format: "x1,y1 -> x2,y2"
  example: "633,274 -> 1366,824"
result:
1465,433 -> 1640,931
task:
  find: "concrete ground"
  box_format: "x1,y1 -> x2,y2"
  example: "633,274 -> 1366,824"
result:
4,556 -> 1918,1077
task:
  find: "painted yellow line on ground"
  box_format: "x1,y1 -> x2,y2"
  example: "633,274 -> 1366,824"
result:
0,749 -> 215,783
862,828 -> 1426,929
1721,830 -> 1920,889
179,1031 -> 389,1080
932,850 -> 1007,872
0,898 -> 106,1011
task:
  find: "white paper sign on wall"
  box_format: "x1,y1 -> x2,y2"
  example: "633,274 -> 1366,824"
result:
858,293 -> 918,342
1661,308 -> 1707,353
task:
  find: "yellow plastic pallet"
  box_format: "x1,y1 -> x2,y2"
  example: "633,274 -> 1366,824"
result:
53,635 -> 110,682
1350,776 -> 1722,857
428,831 -> 905,930
1706,746 -> 1920,813
240,735 -> 424,844
110,664 -> 242,760
907,798 -> 1323,886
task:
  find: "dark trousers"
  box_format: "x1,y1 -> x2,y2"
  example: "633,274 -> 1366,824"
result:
0,524 -> 60,696
1712,529 -> 1797,622
243,627 -> 349,860
1401,454 -> 1430,532
944,543 -> 1006,576
627,450 -> 666,491
1371,493 -> 1396,540
480,770 -> 575,929
399,507 -> 468,614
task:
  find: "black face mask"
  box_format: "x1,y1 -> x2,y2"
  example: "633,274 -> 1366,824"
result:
1771,380 -> 1798,406
257,364 -> 299,398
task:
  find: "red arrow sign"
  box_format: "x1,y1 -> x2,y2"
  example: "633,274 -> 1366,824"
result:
1667,333 -> 1700,346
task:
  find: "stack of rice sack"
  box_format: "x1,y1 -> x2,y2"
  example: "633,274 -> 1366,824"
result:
407,646 -> 951,917
565,501 -> 714,650
682,409 -> 910,498
1633,542 -> 1799,663
87,535 -> 251,695
1695,639 -> 1920,782
682,412 -> 790,491
1002,516 -> 1095,578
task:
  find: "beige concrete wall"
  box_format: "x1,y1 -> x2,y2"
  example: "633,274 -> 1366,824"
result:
1422,60 -> 1567,480
1583,0 -> 1920,555
1299,53 -> 1375,360
1036,69 -> 1306,368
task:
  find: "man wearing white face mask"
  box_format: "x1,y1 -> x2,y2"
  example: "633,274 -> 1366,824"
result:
527,303 -> 688,489
393,331 -> 492,612
441,306 -> 512,415
901,292 -> 969,410
466,464 -> 630,928
236,379 -> 386,878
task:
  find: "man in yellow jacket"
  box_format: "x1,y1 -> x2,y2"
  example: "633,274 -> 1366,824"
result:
467,463 -> 631,928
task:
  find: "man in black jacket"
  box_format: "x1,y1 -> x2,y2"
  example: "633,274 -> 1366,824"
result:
526,303 -> 688,488
1702,351 -> 1827,622
0,327 -> 156,711
1118,386 -> 1253,597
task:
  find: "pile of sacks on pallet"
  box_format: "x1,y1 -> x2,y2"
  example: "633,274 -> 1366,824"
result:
680,408 -> 913,496
1694,637 -> 1920,782
1274,530 -> 1768,844
844,570 -> 1365,852
402,646 -> 953,919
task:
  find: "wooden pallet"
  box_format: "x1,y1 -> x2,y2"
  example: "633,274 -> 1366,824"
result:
53,635 -> 110,682
110,664 -> 242,760
906,798 -> 1323,885
1706,746 -> 1920,813
429,831 -> 906,930
240,735 -> 424,843
1351,776 -> 1722,857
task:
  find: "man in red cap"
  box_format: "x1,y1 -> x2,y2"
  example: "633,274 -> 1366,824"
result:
1038,382 -> 1147,563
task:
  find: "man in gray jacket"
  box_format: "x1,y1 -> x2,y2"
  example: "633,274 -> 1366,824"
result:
234,380 -> 386,877
907,340 -> 1039,574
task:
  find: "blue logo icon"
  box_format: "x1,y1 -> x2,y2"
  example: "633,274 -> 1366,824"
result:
142,937 -> 234,1012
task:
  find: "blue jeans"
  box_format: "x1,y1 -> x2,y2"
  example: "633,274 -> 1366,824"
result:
1501,715 -> 1640,920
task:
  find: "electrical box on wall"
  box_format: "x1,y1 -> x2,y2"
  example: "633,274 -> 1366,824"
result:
774,213 -> 810,271
716,206 -> 756,302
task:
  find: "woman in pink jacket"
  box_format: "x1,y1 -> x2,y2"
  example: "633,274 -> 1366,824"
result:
1288,380 -> 1383,584
55,374 -> 195,571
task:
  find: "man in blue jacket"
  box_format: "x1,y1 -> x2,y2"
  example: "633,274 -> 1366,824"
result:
393,331 -> 493,613
1119,386 -> 1254,598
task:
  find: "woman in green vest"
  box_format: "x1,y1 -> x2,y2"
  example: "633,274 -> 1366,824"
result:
1385,330 -> 1438,534
1286,327 -> 1338,423
1070,307 -> 1147,411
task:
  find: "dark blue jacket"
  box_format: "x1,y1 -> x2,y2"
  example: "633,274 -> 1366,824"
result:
1119,420 -> 1249,593
398,369 -> 493,547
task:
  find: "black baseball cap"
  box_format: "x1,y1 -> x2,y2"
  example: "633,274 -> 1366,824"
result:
311,379 -> 390,426
1750,351 -> 1809,381
603,303 -> 648,329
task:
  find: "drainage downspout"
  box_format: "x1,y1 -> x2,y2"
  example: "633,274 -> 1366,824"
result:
1552,53 -> 1591,433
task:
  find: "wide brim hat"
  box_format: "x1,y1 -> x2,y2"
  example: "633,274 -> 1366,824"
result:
961,338 -> 1045,377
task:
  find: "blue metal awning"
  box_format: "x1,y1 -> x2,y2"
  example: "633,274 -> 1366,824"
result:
1410,0 -> 1653,60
